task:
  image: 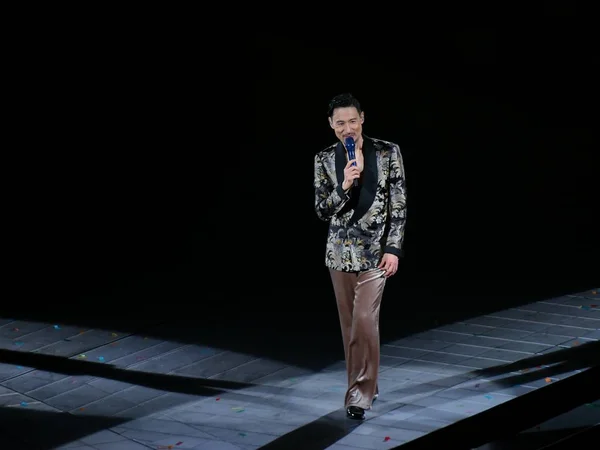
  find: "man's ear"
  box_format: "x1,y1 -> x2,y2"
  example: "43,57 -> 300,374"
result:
328,117 -> 334,129
360,112 -> 365,123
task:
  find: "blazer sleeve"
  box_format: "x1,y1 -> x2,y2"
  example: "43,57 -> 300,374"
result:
314,152 -> 350,221
384,144 -> 407,257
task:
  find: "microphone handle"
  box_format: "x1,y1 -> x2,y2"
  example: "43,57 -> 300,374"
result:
348,150 -> 358,187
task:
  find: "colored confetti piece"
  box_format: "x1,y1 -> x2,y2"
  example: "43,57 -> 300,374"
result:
111,333 -> 118,337
484,394 -> 493,399
239,433 -> 246,436
79,354 -> 87,359
545,377 -> 552,383
572,341 -> 580,346
21,402 -> 28,407
13,328 -> 19,332
98,357 -> 105,362
231,407 -> 245,413
591,304 -> 598,307
53,325 -> 60,329
586,403 -> 599,408
17,366 -> 23,370
592,291 -> 596,295
216,397 -> 220,401
14,342 -> 24,346
384,436 -> 391,442
580,306 -> 591,310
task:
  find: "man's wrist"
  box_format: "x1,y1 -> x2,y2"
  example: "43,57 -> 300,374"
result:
337,184 -> 350,198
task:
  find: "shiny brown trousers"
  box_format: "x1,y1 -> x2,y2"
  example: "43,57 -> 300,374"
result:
329,267 -> 386,409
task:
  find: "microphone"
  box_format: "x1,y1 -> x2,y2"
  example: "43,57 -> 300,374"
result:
344,136 -> 358,187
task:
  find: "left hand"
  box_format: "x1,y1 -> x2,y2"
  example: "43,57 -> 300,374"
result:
378,253 -> 399,277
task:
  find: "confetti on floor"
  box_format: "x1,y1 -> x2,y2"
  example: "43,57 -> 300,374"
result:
2,288 -> 596,449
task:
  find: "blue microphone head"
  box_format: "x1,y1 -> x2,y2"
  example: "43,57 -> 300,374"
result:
344,136 -> 356,159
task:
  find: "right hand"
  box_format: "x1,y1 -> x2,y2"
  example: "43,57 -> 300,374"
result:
342,159 -> 360,190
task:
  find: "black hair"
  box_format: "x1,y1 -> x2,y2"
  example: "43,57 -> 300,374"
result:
327,93 -> 362,118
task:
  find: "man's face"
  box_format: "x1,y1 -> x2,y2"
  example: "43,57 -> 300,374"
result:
329,106 -> 364,145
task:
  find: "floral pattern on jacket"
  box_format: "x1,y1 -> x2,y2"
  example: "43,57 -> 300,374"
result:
314,136 -> 407,272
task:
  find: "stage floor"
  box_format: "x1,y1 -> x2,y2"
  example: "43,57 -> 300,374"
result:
1,288 -> 598,449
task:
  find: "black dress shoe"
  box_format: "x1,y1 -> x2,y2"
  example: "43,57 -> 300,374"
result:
346,405 -> 365,420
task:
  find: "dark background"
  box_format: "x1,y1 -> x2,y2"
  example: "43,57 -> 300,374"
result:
6,10 -> 597,344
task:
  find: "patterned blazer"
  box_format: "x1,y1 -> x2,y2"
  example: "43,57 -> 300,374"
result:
314,135 -> 407,272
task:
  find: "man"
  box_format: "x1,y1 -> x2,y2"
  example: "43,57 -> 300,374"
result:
313,93 -> 407,420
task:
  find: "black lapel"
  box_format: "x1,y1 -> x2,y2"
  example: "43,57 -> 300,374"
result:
349,136 -> 378,225
335,141 -> 346,187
